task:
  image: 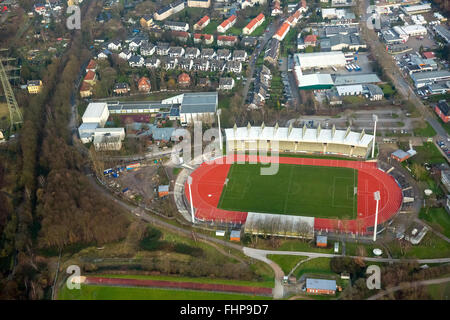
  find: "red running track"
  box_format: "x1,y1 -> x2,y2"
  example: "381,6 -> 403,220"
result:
185,155 -> 403,234
84,276 -> 273,296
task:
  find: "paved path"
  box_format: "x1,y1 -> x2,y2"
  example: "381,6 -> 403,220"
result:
367,276 -> 450,300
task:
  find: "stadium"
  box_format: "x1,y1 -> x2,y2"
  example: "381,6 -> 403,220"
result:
182,125 -> 404,238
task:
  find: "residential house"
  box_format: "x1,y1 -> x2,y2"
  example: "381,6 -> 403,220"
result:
129,39 -> 143,52
119,49 -> 132,60
113,83 -> 131,95
201,48 -> 216,60
171,31 -> 190,42
178,57 -> 193,70
97,49 -> 112,59
168,46 -> 185,58
217,15 -> 237,33
141,43 -> 156,56
241,36 -> 258,47
27,80 -> 43,94
79,81 -> 93,98
198,78 -> 211,87
194,15 -> 210,31
107,40 -> 122,51
156,42 -> 170,55
163,57 -> 178,69
217,49 -> 232,60
219,77 -> 235,90
138,77 -> 151,93
233,50 -> 247,62
83,70 -> 97,85
188,0 -> 211,8
210,59 -> 226,72
435,100 -> 450,123
304,34 -> 317,47
243,13 -> 265,35
192,58 -> 209,71
185,47 -> 200,59
129,55 -> 145,67
178,73 -> 191,86
86,59 -> 97,73
226,60 -> 242,73
193,33 -> 214,45
273,22 -> 290,41
264,38 -> 280,65
140,14 -> 154,28
154,0 -> 185,21
164,21 -> 189,32
271,0 -> 282,16
217,35 -> 238,46
145,57 -> 161,69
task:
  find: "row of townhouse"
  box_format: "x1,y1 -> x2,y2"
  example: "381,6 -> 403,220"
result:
154,0 -> 185,21
248,65 -> 273,109
273,3 -> 305,41
158,57 -> 243,73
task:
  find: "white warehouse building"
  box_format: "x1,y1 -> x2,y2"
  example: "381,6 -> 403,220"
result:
294,51 -> 347,70
82,102 -> 109,127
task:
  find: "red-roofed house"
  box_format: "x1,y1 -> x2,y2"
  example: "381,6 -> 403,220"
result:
84,70 -> 97,85
299,0 -> 308,12
422,51 -> 435,59
138,77 -> 151,93
243,13 -> 265,35
194,15 -> 210,31
217,15 -> 237,33
273,22 -> 290,41
171,31 -> 190,42
304,34 -> 318,47
193,33 -> 214,44
79,81 -> 93,98
86,59 -> 97,73
178,73 -> 191,87
217,35 -> 238,46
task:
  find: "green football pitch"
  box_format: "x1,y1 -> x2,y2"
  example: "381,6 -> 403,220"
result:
218,163 -> 358,219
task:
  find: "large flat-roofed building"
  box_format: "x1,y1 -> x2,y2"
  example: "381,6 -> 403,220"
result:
297,73 -> 334,90
333,73 -> 381,86
435,100 -> 450,123
433,25 -> 450,43
82,102 -> 109,127
294,52 -> 347,70
401,3 -> 431,15
93,128 -> 126,151
162,92 -> 218,125
225,123 -> 374,158
411,70 -> 450,88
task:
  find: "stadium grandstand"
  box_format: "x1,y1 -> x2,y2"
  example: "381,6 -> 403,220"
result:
225,122 -> 374,158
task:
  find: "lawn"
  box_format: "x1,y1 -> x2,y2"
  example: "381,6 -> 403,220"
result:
59,284 -> 271,300
267,255 -> 308,274
419,207 -> 450,238
426,282 -> 450,300
413,122 -> 437,137
90,273 -> 274,288
0,102 -> 10,131
218,163 -> 358,219
406,142 -> 446,165
202,20 -> 220,34
292,258 -> 333,278
387,233 -> 450,259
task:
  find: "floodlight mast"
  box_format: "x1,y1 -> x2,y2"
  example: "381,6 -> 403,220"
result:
187,176 -> 195,224
217,109 -> 223,151
372,114 -> 378,158
373,191 -> 381,242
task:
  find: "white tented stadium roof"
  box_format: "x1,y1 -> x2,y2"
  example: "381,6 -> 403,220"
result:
225,125 -> 374,148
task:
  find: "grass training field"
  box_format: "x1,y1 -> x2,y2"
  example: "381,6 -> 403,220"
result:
59,284 -> 271,300
218,163 -> 358,219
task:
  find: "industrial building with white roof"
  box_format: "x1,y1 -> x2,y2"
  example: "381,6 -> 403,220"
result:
225,123 -> 374,158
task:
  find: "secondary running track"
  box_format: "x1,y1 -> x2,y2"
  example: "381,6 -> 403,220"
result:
185,155 -> 403,234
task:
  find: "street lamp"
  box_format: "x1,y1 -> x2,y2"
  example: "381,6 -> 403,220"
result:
371,114 -> 378,159
373,191 -> 381,242
187,176 -> 195,224
217,109 -> 223,151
